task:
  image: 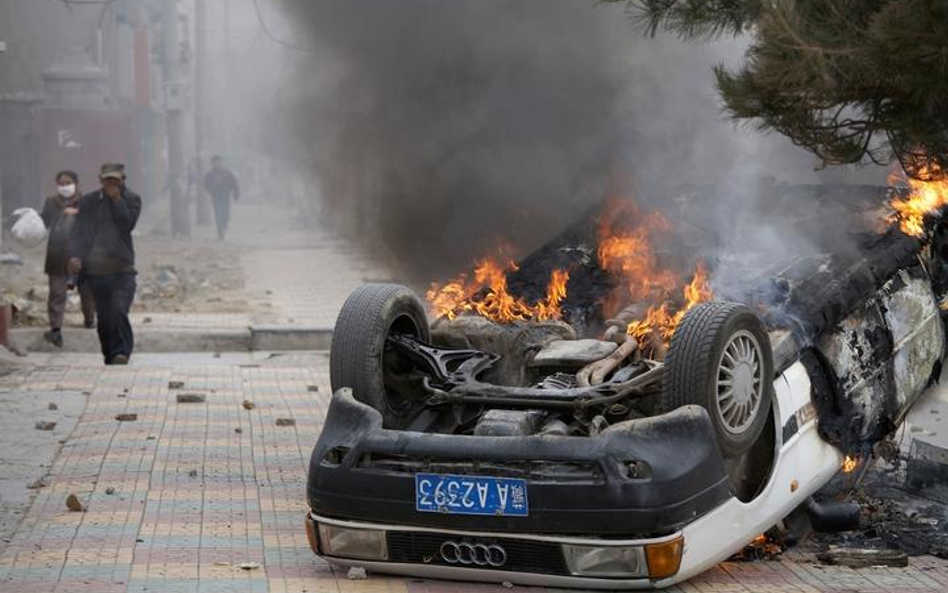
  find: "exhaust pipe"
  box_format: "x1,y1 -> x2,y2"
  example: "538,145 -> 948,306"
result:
803,498 -> 861,533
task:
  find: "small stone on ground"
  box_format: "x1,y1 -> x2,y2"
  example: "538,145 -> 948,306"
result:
347,567 -> 367,580
176,393 -> 206,403
65,494 -> 85,512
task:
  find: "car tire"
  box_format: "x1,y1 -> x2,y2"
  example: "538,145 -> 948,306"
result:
662,301 -> 774,458
330,284 -> 431,428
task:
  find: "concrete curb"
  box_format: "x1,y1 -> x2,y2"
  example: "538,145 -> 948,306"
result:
11,325 -> 333,353
251,326 -> 332,351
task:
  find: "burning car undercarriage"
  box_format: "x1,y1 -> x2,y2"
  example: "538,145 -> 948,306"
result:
307,177 -> 948,587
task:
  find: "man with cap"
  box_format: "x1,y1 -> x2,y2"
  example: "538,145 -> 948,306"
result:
67,163 -> 142,365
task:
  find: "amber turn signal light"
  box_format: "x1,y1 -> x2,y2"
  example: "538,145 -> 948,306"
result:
645,536 -> 684,579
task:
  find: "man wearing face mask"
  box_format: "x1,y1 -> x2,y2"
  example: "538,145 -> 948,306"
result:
67,163 -> 142,365
40,170 -> 96,347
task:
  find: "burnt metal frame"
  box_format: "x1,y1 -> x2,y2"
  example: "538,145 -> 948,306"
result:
386,334 -> 662,411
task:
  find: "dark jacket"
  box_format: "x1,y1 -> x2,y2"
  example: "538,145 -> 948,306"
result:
40,194 -> 80,276
203,168 -> 240,201
69,187 -> 142,275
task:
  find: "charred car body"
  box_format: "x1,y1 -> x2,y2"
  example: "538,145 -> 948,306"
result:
306,186 -> 948,588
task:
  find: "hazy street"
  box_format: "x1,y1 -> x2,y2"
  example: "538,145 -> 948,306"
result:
4,0 -> 948,591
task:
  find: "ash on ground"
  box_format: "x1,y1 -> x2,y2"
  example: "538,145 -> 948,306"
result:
807,459 -> 948,559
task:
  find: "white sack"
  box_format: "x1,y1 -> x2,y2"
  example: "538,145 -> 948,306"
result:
10,207 -> 48,249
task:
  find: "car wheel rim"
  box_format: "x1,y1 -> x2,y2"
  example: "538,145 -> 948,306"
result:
715,329 -> 764,435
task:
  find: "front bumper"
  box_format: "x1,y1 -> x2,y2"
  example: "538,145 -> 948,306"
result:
307,389 -> 732,536
306,512 -> 684,590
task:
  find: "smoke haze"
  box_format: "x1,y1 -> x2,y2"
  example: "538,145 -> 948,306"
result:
276,0 -> 887,280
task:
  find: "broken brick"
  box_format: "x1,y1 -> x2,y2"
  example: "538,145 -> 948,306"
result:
65,494 -> 86,512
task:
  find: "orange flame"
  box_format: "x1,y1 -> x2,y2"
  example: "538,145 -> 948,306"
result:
428,197 -> 713,338
842,455 -> 858,474
535,268 -> 570,321
888,165 -> 948,237
626,261 -> 714,343
597,201 -> 677,303
426,257 -> 570,324
596,198 -> 714,345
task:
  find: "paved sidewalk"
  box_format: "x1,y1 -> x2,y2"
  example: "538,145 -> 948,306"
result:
2,359 -> 948,593
9,199 -> 394,354
232,201 -> 395,329
243,246 -> 393,328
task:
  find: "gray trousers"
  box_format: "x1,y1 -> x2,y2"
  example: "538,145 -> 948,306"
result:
212,194 -> 231,238
48,275 -> 95,330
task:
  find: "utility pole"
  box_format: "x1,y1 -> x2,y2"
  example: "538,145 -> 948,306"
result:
223,0 -> 232,153
194,0 -> 210,225
164,0 -> 190,236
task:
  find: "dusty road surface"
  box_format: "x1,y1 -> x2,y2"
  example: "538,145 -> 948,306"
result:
1,353 -> 948,593
2,198 -> 394,354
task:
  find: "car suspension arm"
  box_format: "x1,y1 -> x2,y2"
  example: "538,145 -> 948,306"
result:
423,365 -> 663,410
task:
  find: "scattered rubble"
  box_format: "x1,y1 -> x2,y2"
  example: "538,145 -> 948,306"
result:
65,494 -> 86,512
818,546 -> 908,568
115,413 -> 138,422
275,418 -> 296,427
176,393 -> 206,404
26,477 -> 47,490
1,237 -> 250,328
34,421 -> 56,431
347,567 -> 367,580
154,267 -> 182,298
800,457 -> 948,561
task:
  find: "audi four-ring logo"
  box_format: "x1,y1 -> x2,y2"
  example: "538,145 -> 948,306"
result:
439,541 -> 508,567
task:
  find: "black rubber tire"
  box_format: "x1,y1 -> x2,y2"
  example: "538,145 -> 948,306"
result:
330,284 -> 431,428
662,301 -> 774,458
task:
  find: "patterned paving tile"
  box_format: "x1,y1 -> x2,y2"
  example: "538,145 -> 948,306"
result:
1,363 -> 947,592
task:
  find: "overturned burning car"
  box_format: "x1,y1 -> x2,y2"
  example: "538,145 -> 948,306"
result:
306,181 -> 948,588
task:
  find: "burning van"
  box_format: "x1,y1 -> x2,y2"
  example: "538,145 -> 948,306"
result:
305,178 -> 948,588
